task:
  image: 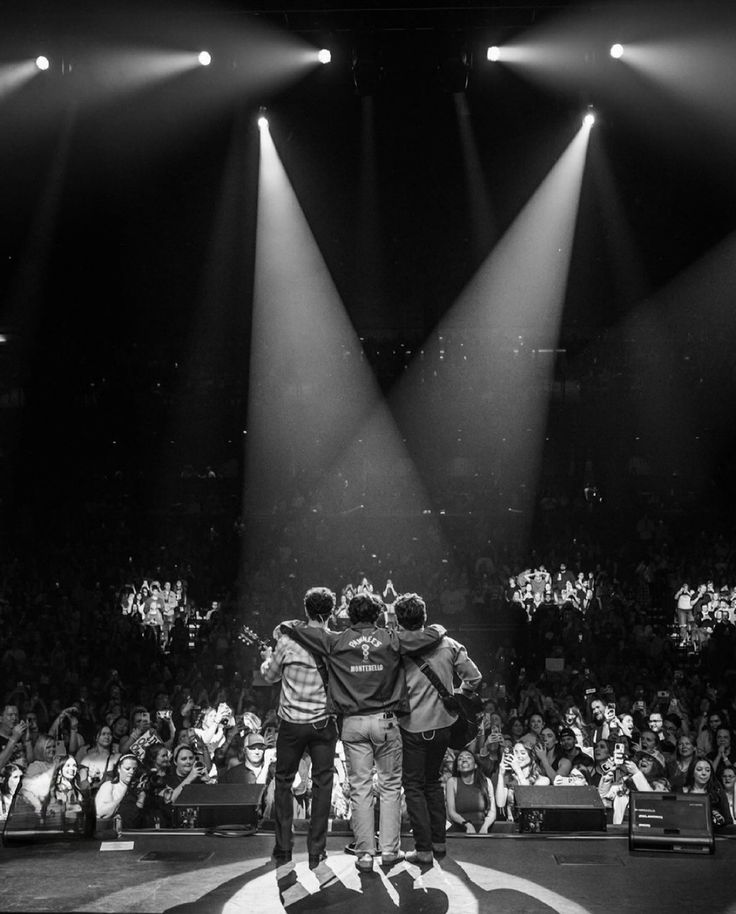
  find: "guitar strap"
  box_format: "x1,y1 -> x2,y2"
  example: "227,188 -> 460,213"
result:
406,654 -> 453,700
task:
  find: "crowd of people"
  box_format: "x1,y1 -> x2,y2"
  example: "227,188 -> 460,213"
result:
3,471 -> 736,864
2,545 -> 736,858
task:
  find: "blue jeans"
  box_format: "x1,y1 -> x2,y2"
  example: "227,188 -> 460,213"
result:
341,713 -> 403,856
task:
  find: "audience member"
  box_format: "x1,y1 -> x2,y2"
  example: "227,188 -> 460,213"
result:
684,758 -> 734,830
445,750 -> 496,834
95,755 -> 147,828
0,763 -> 23,820
495,742 -> 550,820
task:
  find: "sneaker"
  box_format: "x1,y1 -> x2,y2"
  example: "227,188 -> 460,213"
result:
356,853 -> 374,873
405,850 -> 433,865
380,851 -> 405,866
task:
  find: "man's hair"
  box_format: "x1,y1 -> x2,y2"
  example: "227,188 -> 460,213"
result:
394,593 -> 427,631
348,592 -> 384,625
304,587 -> 336,620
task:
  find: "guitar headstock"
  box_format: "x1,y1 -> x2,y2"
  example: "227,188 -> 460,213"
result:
238,625 -> 269,652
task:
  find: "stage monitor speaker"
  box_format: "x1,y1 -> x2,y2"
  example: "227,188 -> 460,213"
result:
173,783 -> 264,829
514,785 -> 606,833
2,789 -> 94,846
629,792 -> 714,854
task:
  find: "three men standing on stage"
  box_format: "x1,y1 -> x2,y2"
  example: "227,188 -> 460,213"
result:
267,587 -> 479,871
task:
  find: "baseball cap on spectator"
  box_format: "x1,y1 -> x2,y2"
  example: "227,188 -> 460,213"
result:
246,733 -> 266,748
559,727 -> 576,740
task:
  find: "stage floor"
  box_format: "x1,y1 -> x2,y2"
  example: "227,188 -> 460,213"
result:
3,829 -> 735,914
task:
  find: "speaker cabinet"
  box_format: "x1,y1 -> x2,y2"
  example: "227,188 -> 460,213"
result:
629,792 -> 714,854
173,783 -> 265,828
514,785 -> 606,833
2,789 -> 95,845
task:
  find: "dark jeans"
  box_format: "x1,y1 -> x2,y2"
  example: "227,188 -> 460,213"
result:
401,724 -> 452,851
273,717 -> 338,858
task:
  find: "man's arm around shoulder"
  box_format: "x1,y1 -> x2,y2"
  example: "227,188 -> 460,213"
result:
279,622 -> 334,655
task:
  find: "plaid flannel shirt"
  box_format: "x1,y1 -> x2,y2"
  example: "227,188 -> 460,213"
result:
260,632 -> 330,724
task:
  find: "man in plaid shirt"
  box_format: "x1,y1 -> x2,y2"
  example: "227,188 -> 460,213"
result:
260,586 -> 337,869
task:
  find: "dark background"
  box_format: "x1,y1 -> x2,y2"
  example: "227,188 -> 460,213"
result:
1,0 -> 735,547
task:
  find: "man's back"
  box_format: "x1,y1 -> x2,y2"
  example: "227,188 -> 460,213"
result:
401,636 -> 481,732
282,620 -> 444,717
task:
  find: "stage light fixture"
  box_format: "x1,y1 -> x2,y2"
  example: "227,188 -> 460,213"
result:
35,56 -> 50,71
583,110 -> 596,128
257,106 -> 268,129
198,50 -> 212,66
317,48 -> 331,65
610,43 -> 624,59
487,46 -> 501,62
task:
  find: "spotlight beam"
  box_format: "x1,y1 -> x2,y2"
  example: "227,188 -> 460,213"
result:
247,123 -> 434,538
0,60 -> 39,99
392,124 -> 592,543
